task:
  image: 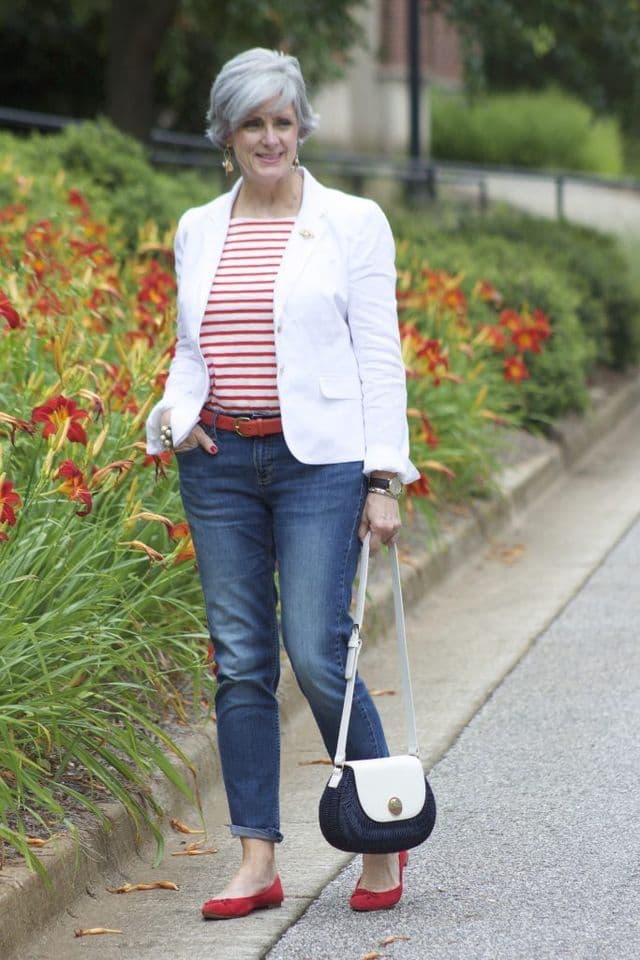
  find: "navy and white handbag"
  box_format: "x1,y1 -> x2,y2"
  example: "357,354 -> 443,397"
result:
319,534 -> 436,854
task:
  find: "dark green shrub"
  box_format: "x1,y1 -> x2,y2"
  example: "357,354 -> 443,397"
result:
393,221 -> 594,422
0,121 -> 217,245
455,208 -> 640,369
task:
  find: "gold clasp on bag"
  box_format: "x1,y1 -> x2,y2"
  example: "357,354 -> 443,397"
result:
388,796 -> 403,816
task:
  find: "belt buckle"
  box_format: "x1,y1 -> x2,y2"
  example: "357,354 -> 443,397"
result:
233,416 -> 252,437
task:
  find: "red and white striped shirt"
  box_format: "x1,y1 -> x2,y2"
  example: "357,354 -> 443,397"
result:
200,218 -> 295,412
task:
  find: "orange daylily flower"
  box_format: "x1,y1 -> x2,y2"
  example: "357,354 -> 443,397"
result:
511,326 -> 542,354
0,202 -> 26,222
441,286 -> 467,314
0,290 -> 23,329
56,460 -> 92,516
32,395 -> 89,444
478,324 -> 506,352
473,280 -> 503,306
417,338 -> 449,384
32,288 -> 65,316
168,521 -> 195,563
498,308 -> 523,332
0,479 -> 22,530
504,355 -> 530,383
408,409 -> 440,448
69,238 -> 115,267
405,474 -> 431,498
24,219 -> 59,252
67,188 -> 92,218
531,308 -> 552,341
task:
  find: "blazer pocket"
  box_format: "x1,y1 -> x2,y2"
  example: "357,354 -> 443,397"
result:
319,375 -> 362,400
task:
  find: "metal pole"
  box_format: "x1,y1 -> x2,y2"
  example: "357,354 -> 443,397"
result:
556,174 -> 565,220
408,0 -> 421,162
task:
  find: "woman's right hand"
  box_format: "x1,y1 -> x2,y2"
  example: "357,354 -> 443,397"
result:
160,411 -> 218,455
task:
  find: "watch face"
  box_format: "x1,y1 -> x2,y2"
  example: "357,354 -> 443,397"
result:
389,477 -> 403,496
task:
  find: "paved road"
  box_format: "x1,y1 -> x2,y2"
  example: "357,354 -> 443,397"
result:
268,517 -> 640,959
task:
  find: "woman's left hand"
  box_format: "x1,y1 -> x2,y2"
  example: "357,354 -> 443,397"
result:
358,493 -> 401,554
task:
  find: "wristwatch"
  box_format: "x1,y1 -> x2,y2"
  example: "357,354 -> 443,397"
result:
368,475 -> 403,499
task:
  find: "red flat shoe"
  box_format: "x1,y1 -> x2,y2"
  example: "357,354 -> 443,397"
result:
201,876 -> 284,920
349,852 -> 409,912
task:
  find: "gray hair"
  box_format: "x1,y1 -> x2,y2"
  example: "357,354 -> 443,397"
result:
206,48 -> 319,148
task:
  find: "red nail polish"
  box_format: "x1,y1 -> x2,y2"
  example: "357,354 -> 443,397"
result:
209,443 -> 218,455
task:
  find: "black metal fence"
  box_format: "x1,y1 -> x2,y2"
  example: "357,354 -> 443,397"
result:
2,104 -> 639,222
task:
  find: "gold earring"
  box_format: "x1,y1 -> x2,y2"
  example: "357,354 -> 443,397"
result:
222,146 -> 234,176
292,150 -> 300,170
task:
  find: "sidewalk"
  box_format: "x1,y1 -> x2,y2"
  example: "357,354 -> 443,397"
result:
8,375 -> 640,960
268,510 -> 640,960
476,172 -> 640,237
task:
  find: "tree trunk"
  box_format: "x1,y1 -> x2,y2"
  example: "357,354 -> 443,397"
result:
106,0 -> 179,140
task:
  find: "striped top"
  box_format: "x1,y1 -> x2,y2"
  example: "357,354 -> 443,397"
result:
200,217 -> 295,412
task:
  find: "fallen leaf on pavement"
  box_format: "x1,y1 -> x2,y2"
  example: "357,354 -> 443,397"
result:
171,841 -> 217,856
487,541 -> 526,564
74,928 -> 123,937
498,543 -> 525,564
380,935 -> 410,945
370,689 -> 397,697
169,818 -> 204,835
107,881 -> 179,893
361,953 -> 383,960
298,758 -> 333,766
26,836 -> 56,847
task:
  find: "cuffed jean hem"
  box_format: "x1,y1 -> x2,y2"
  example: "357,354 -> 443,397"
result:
230,824 -> 284,843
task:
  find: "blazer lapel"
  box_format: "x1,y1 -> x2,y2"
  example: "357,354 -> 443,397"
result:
186,170 -> 327,334
190,178 -> 242,336
274,168 -> 328,323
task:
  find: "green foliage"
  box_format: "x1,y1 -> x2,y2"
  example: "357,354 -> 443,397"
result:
434,0 -> 640,134
431,88 -> 624,175
0,121 -> 217,245
0,0 -> 366,135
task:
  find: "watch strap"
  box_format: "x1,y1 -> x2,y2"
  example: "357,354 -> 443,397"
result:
368,476 -> 402,498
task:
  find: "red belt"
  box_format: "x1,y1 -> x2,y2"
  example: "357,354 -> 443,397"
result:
199,408 -> 283,438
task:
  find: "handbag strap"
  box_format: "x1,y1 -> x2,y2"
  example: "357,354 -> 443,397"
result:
332,533 -> 420,768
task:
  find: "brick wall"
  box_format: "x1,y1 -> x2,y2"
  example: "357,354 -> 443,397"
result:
379,0 -> 463,87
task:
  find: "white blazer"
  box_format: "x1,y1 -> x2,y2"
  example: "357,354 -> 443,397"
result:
146,168 -> 419,484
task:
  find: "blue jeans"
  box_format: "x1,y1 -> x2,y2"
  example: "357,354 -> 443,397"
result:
176,417 -> 389,843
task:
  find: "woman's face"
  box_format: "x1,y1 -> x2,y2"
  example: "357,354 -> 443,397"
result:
229,98 -> 299,185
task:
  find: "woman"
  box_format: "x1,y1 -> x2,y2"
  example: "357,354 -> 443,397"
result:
146,48 -> 419,918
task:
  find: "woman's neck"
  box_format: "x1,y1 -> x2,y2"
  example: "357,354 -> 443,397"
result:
232,169 -> 303,219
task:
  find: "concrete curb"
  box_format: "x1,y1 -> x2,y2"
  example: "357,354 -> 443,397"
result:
2,372 -> 639,959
